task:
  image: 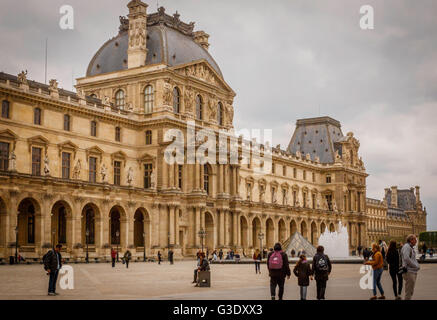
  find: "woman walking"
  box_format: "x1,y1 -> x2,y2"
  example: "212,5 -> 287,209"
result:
365,243 -> 385,300
157,251 -> 162,265
386,240 -> 403,299
293,254 -> 313,300
253,249 -> 262,274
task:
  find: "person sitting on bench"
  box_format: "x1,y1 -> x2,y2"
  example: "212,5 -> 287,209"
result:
192,252 -> 210,286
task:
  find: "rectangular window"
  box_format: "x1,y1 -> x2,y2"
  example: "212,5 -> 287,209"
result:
303,170 -> 306,180
326,175 -> 331,183
312,172 -> 315,182
145,130 -> 152,145
283,165 -> 286,176
1,100 -> 10,118
34,108 -> 41,125
91,121 -> 97,137
64,114 -> 70,131
115,127 -> 121,142
178,165 -> 183,189
89,157 -> 97,183
61,152 -> 71,179
114,161 -> 121,186
144,163 -> 152,189
0,142 -> 9,171
31,147 -> 42,176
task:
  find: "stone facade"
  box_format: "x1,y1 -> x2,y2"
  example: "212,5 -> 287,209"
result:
0,1 -> 427,260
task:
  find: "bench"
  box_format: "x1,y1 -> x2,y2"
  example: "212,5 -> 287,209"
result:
197,271 -> 211,288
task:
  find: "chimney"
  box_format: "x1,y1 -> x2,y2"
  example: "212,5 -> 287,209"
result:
193,31 -> 210,50
390,186 -> 398,208
384,188 -> 390,201
127,0 -> 148,69
415,186 -> 421,204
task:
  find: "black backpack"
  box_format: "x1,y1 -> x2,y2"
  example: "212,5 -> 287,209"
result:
315,254 -> 329,272
42,250 -> 53,267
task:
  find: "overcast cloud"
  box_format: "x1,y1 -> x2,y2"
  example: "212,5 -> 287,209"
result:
1,0 -> 436,229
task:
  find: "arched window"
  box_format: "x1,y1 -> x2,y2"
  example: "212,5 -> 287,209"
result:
115,90 -> 125,109
145,130 -> 152,145
217,102 -> 223,125
204,164 -> 211,195
144,85 -> 154,113
196,95 -> 203,120
173,87 -> 180,113
34,108 -> 41,125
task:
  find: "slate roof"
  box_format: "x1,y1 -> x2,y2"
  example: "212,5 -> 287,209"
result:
386,188 -> 417,211
287,116 -> 344,164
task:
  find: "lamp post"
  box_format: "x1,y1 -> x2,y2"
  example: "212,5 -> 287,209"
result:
143,232 -> 146,262
116,231 -> 120,262
14,226 -> 18,264
198,229 -> 207,253
258,232 -> 265,259
85,229 -> 89,263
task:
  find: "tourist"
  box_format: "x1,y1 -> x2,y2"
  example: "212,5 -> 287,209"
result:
364,243 -> 385,300
293,254 -> 313,300
123,250 -> 132,269
291,249 -> 296,258
235,251 -> 240,263
157,251 -> 162,265
111,248 -> 116,267
430,248 -> 434,258
43,244 -> 63,296
267,243 -> 291,300
168,249 -> 174,265
357,245 -> 362,257
219,249 -> 223,260
420,242 -> 427,261
312,245 -> 332,300
401,234 -> 420,300
212,250 -> 218,261
253,249 -> 262,274
193,252 -> 210,286
386,240 -> 403,299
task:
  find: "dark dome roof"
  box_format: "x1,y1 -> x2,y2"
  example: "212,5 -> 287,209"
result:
86,25 -> 223,78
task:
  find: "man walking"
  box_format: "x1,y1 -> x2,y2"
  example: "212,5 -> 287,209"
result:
44,244 -> 63,296
168,249 -> 174,265
267,243 -> 291,300
123,250 -> 132,269
111,248 -> 116,267
312,245 -> 332,300
401,234 -> 420,300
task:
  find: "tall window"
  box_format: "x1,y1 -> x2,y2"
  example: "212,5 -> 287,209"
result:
1,100 -> 9,118
204,164 -> 210,195
272,163 -> 275,174
178,165 -> 183,189
326,174 -> 331,183
34,108 -> 41,125
89,157 -> 97,183
145,130 -> 152,145
61,152 -> 71,179
217,102 -> 223,125
31,147 -> 42,176
114,161 -> 121,186
144,163 -> 152,189
27,205 -> 35,244
173,87 -> 180,113
303,192 -> 307,208
115,90 -> 125,109
350,150 -> 353,165
0,142 -> 9,171
144,85 -> 154,113
293,190 -> 297,206
64,114 -> 70,131
326,195 -> 333,211
91,121 -> 97,137
196,95 -> 203,120
58,206 -> 67,244
115,127 -> 121,142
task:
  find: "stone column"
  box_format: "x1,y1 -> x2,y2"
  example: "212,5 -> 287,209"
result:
232,211 -> 238,246
175,206 -> 180,246
235,166 -> 240,197
219,209 -> 224,247
218,165 -> 223,194
169,205 -> 175,247
224,166 -> 229,195
224,210 -> 230,246
194,207 -> 200,246
195,163 -> 200,190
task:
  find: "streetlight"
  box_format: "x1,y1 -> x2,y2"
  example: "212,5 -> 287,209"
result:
14,226 -> 18,264
85,229 -> 90,263
258,232 -> 265,259
143,232 -> 146,262
198,229 -> 207,253
116,231 -> 120,262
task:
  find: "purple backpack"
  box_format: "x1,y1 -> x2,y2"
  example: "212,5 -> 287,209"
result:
269,251 -> 283,270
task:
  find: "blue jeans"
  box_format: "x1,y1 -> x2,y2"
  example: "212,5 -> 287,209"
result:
48,270 -> 59,293
373,268 -> 384,296
300,286 -> 308,300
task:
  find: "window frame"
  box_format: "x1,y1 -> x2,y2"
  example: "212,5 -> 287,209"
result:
1,100 -> 10,119
89,156 -> 97,183
145,130 -> 152,145
144,85 -> 154,114
115,126 -> 121,142
31,147 -> 42,176
114,160 -> 121,186
196,95 -> 203,120
61,152 -> 71,180
34,107 -> 41,125
144,163 -> 153,189
173,87 -> 180,114
90,120 -> 97,137
217,102 -> 223,125
0,141 -> 9,171
115,89 -> 125,110
63,114 -> 71,131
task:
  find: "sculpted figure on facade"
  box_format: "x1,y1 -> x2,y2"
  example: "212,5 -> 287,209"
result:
162,82 -> 173,106
208,96 -> 217,121
150,168 -> 156,189
44,152 -> 50,176
283,190 -> 289,205
184,87 -> 194,113
17,70 -> 28,85
259,186 -> 265,202
100,164 -> 107,183
73,159 -> 81,179
104,96 -> 111,105
9,150 -> 16,171
127,166 -> 134,186
225,102 -> 234,125
49,79 -> 58,91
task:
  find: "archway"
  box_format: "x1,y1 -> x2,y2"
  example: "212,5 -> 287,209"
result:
311,222 -> 317,245
109,206 -> 127,248
204,211 -> 214,252
240,216 -> 248,249
51,201 -> 73,248
252,217 -> 261,249
329,223 -> 335,232
278,219 -> 286,243
266,218 -> 274,249
81,203 -> 101,247
290,220 -> 297,235
134,208 -> 151,249
320,222 -> 326,234
301,221 -> 307,239
17,198 -> 40,247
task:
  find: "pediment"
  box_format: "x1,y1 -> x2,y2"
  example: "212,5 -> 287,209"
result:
27,135 -> 49,145
58,141 -> 78,150
138,152 -> 155,161
0,129 -> 18,141
86,145 -> 104,157
111,150 -> 128,161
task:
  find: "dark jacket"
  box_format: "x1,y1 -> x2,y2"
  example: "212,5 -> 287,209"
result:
44,249 -> 62,271
267,250 -> 291,278
386,247 -> 400,272
124,251 -> 132,261
293,260 -> 313,286
198,258 -> 210,271
312,253 -> 332,281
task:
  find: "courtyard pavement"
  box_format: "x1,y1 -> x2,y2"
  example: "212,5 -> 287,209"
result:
1,261 -> 436,300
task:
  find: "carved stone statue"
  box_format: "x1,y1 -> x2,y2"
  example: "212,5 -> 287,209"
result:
246,184 -> 251,201
9,151 -> 16,171
73,159 -> 81,179
295,150 -> 301,159
150,168 -> 156,189
127,167 -> 134,186
100,164 -> 107,183
49,79 -> 58,91
283,190 -> 289,205
226,103 -> 234,124
104,96 -> 111,105
259,186 -> 265,202
316,198 -> 321,209
184,88 -> 194,113
208,97 -> 217,120
162,84 -> 173,106
17,70 -> 28,85
43,153 -> 50,176
127,102 -> 133,111
333,199 -> 338,212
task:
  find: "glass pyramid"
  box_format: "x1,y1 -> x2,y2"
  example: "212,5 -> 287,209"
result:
283,232 -> 317,257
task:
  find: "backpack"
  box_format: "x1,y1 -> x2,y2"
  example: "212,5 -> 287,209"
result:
42,250 -> 53,268
268,251 -> 283,270
315,254 -> 329,272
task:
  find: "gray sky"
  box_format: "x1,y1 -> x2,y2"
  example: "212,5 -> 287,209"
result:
1,0 -> 436,229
